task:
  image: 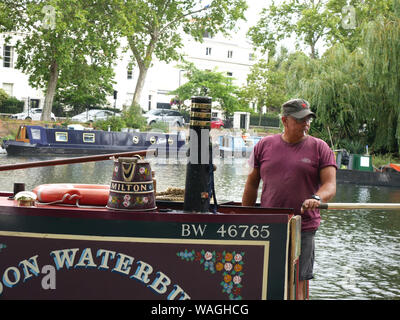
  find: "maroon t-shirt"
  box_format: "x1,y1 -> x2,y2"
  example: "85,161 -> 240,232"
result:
250,134 -> 337,231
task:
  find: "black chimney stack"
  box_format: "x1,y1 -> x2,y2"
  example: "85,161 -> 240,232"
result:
184,96 -> 212,213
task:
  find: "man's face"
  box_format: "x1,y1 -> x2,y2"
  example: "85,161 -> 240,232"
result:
283,115 -> 313,137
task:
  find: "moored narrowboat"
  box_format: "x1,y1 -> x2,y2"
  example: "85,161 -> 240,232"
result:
2,125 -> 187,157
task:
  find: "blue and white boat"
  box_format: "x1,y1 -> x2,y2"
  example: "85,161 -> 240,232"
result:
2,125 -> 186,156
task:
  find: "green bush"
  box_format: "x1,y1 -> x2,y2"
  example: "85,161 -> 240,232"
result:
91,104 -> 148,132
149,121 -> 169,132
93,116 -> 126,132
0,96 -> 24,114
123,104 -> 147,130
0,88 -> 7,104
250,114 -> 280,127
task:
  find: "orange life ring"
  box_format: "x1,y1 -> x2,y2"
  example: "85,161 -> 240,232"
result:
33,184 -> 110,206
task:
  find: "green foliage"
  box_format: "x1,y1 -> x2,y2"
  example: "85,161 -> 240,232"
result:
170,62 -> 242,117
249,114 -> 280,127
337,138 -> 366,154
248,0 -> 396,58
372,153 -> 400,168
248,0 -> 329,59
245,0 -> 400,155
12,0 -> 121,120
0,88 -> 8,105
149,121 -> 169,133
93,116 -> 125,132
0,94 -> 24,114
240,50 -> 289,115
122,104 -> 147,130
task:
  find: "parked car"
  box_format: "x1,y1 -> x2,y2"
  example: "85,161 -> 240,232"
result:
10,108 -> 56,121
143,109 -> 185,127
211,117 -> 224,129
71,109 -> 120,122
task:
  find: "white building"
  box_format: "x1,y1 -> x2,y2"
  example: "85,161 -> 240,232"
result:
1,31 -> 263,117
0,32 -> 46,110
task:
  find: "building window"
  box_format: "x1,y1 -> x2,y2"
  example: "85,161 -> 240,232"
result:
206,47 -> 212,56
227,72 -> 233,77
3,46 -> 13,68
2,83 -> 13,96
227,50 -> 233,58
127,68 -> 133,79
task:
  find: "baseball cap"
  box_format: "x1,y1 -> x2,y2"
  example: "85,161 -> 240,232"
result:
282,99 -> 316,119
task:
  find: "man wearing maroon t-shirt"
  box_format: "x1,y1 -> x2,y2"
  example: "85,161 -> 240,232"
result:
242,98 -> 337,299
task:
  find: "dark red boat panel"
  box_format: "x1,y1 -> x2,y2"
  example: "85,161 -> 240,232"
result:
0,196 -> 297,300
0,197 -> 293,225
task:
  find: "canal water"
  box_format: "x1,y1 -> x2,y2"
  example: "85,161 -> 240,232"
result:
0,154 -> 399,300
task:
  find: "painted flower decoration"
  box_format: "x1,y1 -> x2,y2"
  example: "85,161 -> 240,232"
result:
216,262 -> 224,271
234,253 -> 242,262
204,251 -> 213,261
224,262 -> 233,271
233,275 -> 242,284
177,249 -> 245,300
123,201 -> 130,207
224,274 -> 232,283
225,252 -> 233,261
234,264 -> 242,272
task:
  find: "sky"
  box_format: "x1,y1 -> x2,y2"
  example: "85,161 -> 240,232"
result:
234,0 -> 269,39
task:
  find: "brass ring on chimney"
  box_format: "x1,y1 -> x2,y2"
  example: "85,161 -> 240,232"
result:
190,111 -> 211,119
191,102 -> 211,109
190,120 -> 210,127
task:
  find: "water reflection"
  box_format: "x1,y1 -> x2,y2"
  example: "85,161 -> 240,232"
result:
314,184 -> 400,299
0,154 -> 399,299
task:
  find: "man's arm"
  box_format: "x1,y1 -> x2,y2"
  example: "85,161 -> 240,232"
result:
301,166 -> 337,212
316,165 -> 337,202
242,167 -> 261,206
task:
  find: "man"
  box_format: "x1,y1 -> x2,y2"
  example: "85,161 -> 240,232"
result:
242,98 -> 337,299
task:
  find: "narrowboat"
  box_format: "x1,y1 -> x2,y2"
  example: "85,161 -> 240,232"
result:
1,125 -> 187,157
335,150 -> 400,187
0,97 -> 305,300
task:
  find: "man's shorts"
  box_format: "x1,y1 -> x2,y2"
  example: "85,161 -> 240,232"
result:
299,230 -> 316,281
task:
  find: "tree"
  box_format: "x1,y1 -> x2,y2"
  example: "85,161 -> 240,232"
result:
294,44 -> 371,147
248,0 -> 329,59
248,0 -> 395,59
55,60 -> 116,115
325,0 -> 395,51
0,0 -> 24,32
13,0 -> 121,121
116,0 -> 248,108
169,62 -> 241,117
361,3 -> 400,153
240,48 -> 288,120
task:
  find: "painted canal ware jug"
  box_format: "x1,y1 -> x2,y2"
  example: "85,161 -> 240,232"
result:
106,156 -> 156,211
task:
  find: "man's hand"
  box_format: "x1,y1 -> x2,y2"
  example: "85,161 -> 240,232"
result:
301,198 -> 321,213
